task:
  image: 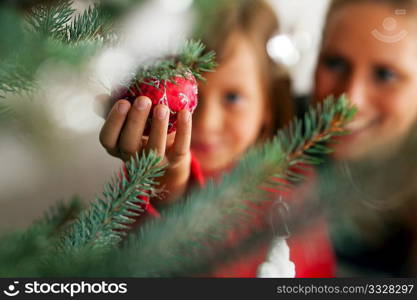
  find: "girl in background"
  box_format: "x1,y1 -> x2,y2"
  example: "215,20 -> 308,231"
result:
100,0 -> 335,277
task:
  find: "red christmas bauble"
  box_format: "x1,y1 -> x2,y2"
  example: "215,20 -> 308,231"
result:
113,73 -> 198,135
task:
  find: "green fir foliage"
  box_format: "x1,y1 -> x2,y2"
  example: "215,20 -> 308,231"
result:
58,152 -> 165,253
0,1 -> 107,99
25,0 -> 74,38
128,40 -> 217,92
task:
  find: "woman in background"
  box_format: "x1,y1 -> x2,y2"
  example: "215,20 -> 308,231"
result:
315,0 -> 417,276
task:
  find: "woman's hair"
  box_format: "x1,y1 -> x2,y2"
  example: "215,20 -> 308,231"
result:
329,0 -> 417,11
199,0 -> 293,141
327,0 -> 417,26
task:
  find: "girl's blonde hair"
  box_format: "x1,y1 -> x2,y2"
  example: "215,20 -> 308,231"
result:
200,0 -> 293,141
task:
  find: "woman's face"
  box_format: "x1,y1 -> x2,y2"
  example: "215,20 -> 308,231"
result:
191,32 -> 268,175
315,3 -> 417,160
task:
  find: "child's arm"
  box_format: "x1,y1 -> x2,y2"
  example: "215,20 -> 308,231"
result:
99,96 -> 192,205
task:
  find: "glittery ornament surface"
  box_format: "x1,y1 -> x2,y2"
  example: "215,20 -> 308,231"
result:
112,73 -> 198,135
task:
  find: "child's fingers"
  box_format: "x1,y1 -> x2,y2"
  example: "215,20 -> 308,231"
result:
99,100 -> 131,156
146,104 -> 169,157
166,133 -> 176,149
169,110 -> 192,164
118,97 -> 152,160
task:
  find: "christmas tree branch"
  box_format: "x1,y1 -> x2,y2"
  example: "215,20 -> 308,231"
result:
0,38 -> 98,98
57,151 -> 165,253
129,40 -> 217,91
25,0 -> 74,38
25,0 -> 112,43
176,40 -> 217,81
0,227 -> 52,276
0,101 -> 12,123
270,94 -> 355,187
0,195 -> 84,276
67,3 -> 113,44
0,59 -> 38,97
0,1 -> 101,98
33,195 -> 84,235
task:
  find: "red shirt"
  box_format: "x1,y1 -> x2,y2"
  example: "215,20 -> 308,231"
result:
125,153 -> 335,277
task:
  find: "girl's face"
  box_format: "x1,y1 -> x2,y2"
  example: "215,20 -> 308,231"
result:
191,32 -> 268,175
315,3 -> 417,160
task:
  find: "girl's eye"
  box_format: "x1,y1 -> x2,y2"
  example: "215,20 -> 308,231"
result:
323,56 -> 349,74
374,67 -> 397,83
224,91 -> 242,104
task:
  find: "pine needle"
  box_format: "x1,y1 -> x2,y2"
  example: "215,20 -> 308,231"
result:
66,4 -> 113,44
57,151 -> 165,253
129,40 -> 217,88
25,0 -> 75,38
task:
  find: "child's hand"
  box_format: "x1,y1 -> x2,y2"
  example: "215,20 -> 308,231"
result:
99,96 -> 192,204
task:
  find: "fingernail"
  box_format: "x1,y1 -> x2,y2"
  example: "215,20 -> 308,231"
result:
134,97 -> 150,111
155,106 -> 168,119
118,102 -> 130,114
181,110 -> 191,123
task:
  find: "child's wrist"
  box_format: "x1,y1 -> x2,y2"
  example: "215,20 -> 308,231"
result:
154,155 -> 191,207
163,163 -> 191,194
